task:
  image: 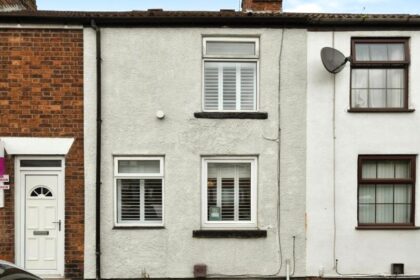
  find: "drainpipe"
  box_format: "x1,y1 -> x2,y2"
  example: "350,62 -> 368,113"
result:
91,19 -> 102,280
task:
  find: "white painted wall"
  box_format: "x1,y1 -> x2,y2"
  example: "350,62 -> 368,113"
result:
84,27 -> 307,279
84,28 -> 97,280
307,31 -> 420,277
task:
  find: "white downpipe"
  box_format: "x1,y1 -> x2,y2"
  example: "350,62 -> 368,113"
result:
286,259 -> 290,280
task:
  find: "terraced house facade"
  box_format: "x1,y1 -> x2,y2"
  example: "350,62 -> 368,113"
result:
0,0 -> 419,279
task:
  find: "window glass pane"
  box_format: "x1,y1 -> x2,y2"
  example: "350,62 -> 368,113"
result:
144,179 -> 162,221
394,184 -> 412,203
20,160 -> 62,168
376,185 -> 393,203
394,204 -> 411,223
387,69 -> 404,89
369,69 -> 386,89
359,204 -> 375,223
352,69 -> 368,88
352,89 -> 368,108
237,163 -> 251,177
208,163 -> 219,178
376,204 -> 393,223
359,185 -> 375,203
387,89 -> 403,108
387,44 -> 405,61
362,161 -> 377,179
30,186 -> 53,198
219,163 -> 235,177
395,161 -> 411,179
377,161 -> 395,178
118,179 -> 140,222
118,160 -> 160,174
206,41 -> 255,56
355,44 -> 370,61
369,89 -> 386,108
370,44 -> 388,61
355,43 -> 405,61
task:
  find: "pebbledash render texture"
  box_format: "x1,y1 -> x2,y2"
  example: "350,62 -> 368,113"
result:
0,29 -> 84,278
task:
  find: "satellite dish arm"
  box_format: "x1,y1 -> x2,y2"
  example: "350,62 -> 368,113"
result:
332,56 -> 352,73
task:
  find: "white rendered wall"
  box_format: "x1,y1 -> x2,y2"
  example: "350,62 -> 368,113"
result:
83,28 -> 307,279
84,28 -> 97,280
307,31 -> 420,277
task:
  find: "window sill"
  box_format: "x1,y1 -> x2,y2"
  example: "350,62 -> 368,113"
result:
192,229 -> 267,238
356,225 -> 420,230
348,108 -> 415,113
113,226 -> 165,230
194,112 -> 268,119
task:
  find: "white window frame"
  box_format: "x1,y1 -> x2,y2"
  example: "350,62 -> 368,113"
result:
202,37 -> 260,112
203,37 -> 260,59
114,157 -> 164,227
201,157 -> 257,229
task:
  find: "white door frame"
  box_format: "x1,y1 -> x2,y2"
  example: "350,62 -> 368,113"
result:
14,156 -> 65,277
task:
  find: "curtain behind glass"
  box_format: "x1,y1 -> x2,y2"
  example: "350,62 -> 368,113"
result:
359,159 -> 412,224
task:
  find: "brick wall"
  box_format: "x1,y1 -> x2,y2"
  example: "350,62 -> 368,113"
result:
0,0 -> 37,11
242,0 -> 282,12
0,29 -> 84,279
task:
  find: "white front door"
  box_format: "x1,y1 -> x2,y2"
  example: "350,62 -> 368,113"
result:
25,174 -> 60,271
17,161 -> 65,277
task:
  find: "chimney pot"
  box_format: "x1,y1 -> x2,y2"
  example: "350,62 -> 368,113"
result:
242,0 -> 282,12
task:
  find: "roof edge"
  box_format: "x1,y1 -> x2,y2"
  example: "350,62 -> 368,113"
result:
1,11 -> 420,29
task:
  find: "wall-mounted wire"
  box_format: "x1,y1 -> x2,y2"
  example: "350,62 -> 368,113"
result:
207,28 -> 286,279
290,235 -> 296,277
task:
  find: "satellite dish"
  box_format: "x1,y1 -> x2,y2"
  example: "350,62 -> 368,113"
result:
321,47 -> 350,74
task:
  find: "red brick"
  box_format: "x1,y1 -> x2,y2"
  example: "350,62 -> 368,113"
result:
0,29 -> 84,279
242,0 -> 282,12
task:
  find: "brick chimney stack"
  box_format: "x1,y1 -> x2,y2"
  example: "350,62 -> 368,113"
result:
242,0 -> 282,12
0,0 -> 37,11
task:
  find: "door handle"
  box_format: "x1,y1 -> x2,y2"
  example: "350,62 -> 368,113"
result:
53,220 -> 62,231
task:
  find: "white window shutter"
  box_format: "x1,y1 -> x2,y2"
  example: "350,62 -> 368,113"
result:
118,179 -> 141,222
240,63 -> 256,110
221,178 -> 235,220
118,178 -> 163,223
222,64 -> 237,110
238,177 -> 251,221
204,62 -> 256,111
144,179 -> 163,221
204,64 -> 219,110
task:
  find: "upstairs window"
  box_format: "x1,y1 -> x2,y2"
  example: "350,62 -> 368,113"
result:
203,37 -> 259,112
358,155 -> 415,227
114,157 -> 164,226
351,38 -> 409,111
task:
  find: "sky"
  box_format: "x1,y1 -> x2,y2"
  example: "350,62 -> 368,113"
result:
36,0 -> 420,14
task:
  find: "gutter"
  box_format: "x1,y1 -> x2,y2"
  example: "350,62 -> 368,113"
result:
91,19 -> 102,280
2,13 -> 420,29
